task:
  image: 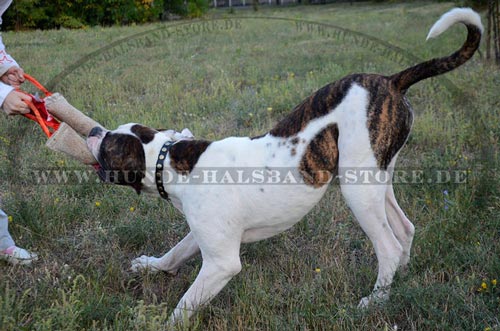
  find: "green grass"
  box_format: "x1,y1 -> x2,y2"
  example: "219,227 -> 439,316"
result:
1,2 -> 499,330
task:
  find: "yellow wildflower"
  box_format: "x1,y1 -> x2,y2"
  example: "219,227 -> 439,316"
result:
95,201 -> 101,207
0,135 -> 10,144
315,268 -> 321,273
481,282 -> 488,290
7,216 -> 12,223
129,207 -> 135,212
492,279 -> 497,286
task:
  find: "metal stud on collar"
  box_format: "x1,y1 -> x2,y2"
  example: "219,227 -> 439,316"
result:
155,141 -> 175,201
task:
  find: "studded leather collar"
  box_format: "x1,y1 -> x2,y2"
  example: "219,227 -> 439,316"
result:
155,140 -> 175,200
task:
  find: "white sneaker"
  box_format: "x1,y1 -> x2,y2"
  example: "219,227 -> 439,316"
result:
0,246 -> 38,265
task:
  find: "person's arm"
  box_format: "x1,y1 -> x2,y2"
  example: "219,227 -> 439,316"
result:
0,3 -> 30,115
0,34 -> 24,88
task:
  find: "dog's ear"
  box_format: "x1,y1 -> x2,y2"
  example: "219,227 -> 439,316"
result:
180,128 -> 194,139
131,181 -> 143,195
159,128 -> 195,141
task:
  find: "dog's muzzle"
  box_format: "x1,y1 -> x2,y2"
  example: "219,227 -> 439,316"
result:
87,126 -> 106,155
87,126 -> 107,175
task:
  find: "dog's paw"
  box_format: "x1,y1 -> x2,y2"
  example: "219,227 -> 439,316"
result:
357,296 -> 372,309
398,262 -> 410,276
357,289 -> 390,309
399,251 -> 411,267
131,255 -> 161,273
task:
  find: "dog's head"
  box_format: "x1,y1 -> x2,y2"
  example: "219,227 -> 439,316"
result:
87,123 -> 193,193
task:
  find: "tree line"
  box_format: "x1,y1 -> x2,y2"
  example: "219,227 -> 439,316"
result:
2,0 -> 491,31
3,0 -> 209,30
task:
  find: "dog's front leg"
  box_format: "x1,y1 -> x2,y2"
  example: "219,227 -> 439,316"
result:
168,230 -> 242,325
168,259 -> 241,325
131,232 -> 200,274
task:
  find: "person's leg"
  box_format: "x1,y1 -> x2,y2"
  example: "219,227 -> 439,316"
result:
0,208 -> 15,250
0,208 -> 37,265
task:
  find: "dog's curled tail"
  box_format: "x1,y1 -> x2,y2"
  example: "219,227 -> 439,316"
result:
390,8 -> 483,92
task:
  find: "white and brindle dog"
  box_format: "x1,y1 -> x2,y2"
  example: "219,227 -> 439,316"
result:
87,8 -> 482,324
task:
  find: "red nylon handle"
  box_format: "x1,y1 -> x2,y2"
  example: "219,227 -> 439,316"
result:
26,99 -> 51,137
18,74 -> 57,137
23,74 -> 52,97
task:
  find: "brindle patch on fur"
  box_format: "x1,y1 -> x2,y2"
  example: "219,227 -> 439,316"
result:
169,140 -> 212,174
270,77 -> 354,137
131,124 -> 158,144
357,75 -> 413,170
299,124 -> 339,187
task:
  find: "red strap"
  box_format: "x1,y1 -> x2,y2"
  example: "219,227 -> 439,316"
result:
18,74 -> 59,137
23,74 -> 52,97
26,99 -> 51,137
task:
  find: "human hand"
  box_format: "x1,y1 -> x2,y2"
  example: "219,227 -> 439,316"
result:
1,67 -> 25,88
2,90 -> 32,115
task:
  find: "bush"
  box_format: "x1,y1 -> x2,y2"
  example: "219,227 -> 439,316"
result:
186,0 -> 209,18
54,15 -> 86,29
164,0 -> 188,17
164,0 -> 209,19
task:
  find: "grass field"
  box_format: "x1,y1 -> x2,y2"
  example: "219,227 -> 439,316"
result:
0,2 -> 499,330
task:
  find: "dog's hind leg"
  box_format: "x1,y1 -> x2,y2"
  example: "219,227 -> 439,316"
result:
340,178 -> 403,308
336,88 -> 404,307
131,232 -> 200,274
385,181 -> 414,269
